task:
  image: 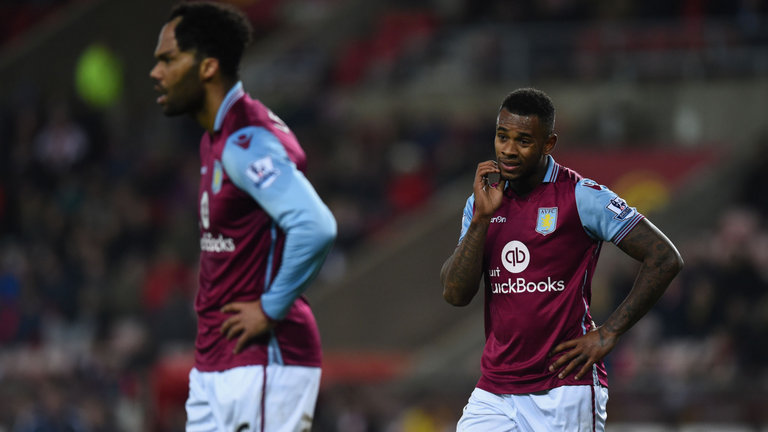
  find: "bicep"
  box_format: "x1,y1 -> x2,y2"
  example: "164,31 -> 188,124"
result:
616,218 -> 680,265
222,126 -> 329,228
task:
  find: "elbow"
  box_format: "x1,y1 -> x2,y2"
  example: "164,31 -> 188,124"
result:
319,219 -> 338,249
444,294 -> 471,307
439,260 -> 474,306
656,245 -> 684,279
670,249 -> 684,276
311,211 -> 337,249
442,283 -> 472,307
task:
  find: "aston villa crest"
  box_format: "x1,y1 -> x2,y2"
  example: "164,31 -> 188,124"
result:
536,207 -> 558,235
212,160 -> 223,194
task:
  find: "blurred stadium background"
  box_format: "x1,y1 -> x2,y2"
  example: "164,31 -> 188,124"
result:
1,0 -> 767,430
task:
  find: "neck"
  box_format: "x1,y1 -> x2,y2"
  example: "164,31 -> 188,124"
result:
509,157 -> 549,197
196,78 -> 237,133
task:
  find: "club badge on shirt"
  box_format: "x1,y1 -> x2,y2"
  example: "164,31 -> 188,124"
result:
536,207 -> 558,235
212,160 -> 223,194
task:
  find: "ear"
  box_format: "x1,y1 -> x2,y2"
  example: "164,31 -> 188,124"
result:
198,57 -> 219,81
543,133 -> 557,155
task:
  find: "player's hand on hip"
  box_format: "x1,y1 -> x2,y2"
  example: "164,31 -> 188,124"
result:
472,160 -> 504,221
547,327 -> 618,380
220,299 -> 274,354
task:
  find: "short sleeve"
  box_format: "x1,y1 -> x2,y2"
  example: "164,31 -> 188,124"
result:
574,178 -> 645,244
458,194 -> 475,243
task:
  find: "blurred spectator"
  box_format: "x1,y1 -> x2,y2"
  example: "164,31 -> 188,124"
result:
33,101 -> 89,175
12,378 -> 88,432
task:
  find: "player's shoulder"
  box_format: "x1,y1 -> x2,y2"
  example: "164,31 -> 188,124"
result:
223,125 -> 284,159
553,163 -> 584,186
576,177 -> 607,192
464,193 -> 476,208
224,95 -> 268,130
551,162 -> 605,191
573,177 -> 616,203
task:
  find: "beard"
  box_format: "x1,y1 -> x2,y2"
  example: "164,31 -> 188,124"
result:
161,63 -> 205,117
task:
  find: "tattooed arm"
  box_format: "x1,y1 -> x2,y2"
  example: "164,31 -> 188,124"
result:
441,220 -> 490,306
548,218 -> 683,379
441,161 -> 504,306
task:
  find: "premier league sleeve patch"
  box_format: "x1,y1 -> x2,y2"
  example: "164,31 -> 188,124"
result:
246,156 -> 281,189
606,197 -> 635,220
536,207 -> 558,235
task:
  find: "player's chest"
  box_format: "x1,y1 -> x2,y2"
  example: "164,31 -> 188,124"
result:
485,189 -> 582,249
198,158 -> 259,232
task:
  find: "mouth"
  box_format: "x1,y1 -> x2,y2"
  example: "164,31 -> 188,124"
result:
498,160 -> 520,173
154,85 -> 167,104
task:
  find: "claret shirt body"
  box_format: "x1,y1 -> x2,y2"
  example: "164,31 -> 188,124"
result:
195,82 -> 336,372
458,156 -> 643,394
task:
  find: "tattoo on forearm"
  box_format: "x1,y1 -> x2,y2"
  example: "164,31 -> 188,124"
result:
604,223 -> 681,337
442,222 -> 488,298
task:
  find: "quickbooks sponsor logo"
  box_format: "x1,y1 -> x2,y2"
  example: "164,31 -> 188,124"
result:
492,277 -> 565,294
200,232 -> 236,252
501,240 -> 529,273
494,240 -> 565,294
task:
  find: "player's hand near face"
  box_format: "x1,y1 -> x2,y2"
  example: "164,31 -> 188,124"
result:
220,299 -> 275,354
548,327 -> 618,380
473,160 -> 505,222
440,160 -> 506,307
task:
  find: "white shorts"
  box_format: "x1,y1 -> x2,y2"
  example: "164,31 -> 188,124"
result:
457,385 -> 608,432
185,364 -> 321,432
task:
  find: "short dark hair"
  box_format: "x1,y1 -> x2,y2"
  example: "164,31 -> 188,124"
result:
169,1 -> 253,79
499,88 -> 556,136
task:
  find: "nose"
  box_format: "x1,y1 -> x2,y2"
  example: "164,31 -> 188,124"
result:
149,63 -> 161,81
498,142 -> 518,159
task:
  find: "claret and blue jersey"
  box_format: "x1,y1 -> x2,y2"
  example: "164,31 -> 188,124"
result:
196,82 -> 336,372
458,155 -> 644,394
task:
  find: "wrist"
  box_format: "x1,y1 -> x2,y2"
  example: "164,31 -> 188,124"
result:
597,326 -> 620,342
259,301 -> 280,326
470,215 -> 492,225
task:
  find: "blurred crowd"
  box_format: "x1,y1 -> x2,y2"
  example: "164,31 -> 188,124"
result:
1,0 -> 767,431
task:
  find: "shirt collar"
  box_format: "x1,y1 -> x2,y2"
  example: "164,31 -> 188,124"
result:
503,155 -> 559,194
213,81 -> 245,132
542,155 -> 560,183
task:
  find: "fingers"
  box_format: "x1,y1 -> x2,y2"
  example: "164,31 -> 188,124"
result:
549,348 -> 597,380
548,346 -> 580,375
234,333 -> 249,354
220,316 -> 242,340
557,354 -> 588,379
574,362 -> 593,381
549,338 -> 591,379
475,161 -> 500,182
549,340 -> 569,356
220,303 -> 241,314
219,300 -> 271,354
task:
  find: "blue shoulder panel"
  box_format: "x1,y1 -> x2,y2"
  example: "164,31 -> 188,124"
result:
574,178 -> 644,244
222,126 -> 336,320
458,194 -> 475,243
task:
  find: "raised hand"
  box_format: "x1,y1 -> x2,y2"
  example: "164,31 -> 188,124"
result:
472,160 -> 505,221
